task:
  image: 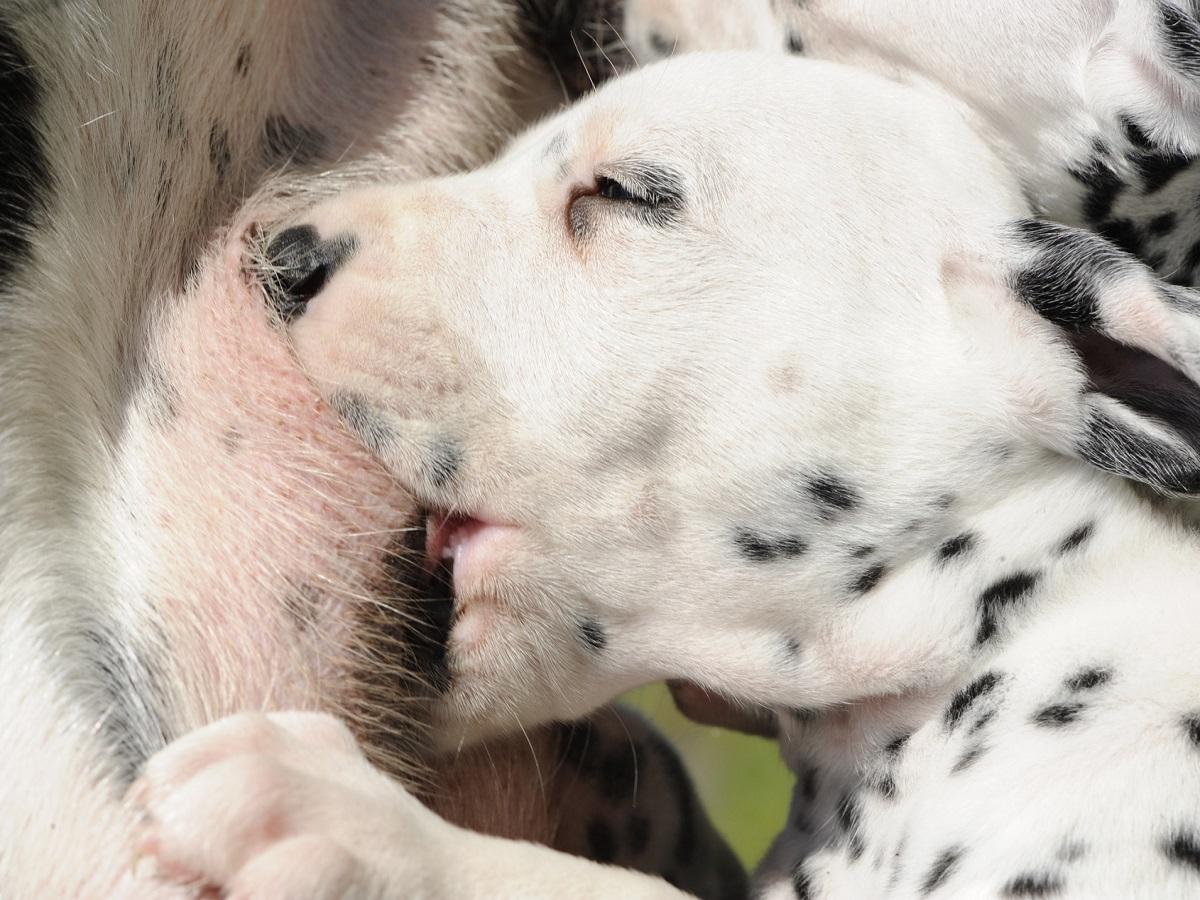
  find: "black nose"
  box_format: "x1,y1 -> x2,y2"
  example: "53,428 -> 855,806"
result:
262,225 -> 356,323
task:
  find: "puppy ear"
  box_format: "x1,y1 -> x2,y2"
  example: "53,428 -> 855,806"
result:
1002,220 -> 1200,495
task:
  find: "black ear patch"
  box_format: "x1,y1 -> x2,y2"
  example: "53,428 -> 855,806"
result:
1011,219 -> 1200,496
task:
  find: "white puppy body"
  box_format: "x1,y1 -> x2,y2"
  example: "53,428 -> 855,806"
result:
136,50 -> 1200,897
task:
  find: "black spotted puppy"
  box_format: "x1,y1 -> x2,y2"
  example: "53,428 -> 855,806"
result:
137,52 -> 1200,898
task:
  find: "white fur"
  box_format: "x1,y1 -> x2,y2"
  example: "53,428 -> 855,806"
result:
132,39 -> 1200,900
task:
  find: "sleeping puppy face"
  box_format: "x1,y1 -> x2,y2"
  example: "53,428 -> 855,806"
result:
279,52 -> 1200,748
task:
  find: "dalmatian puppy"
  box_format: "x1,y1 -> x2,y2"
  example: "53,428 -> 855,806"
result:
628,0 -> 1200,291
133,48 -> 1200,897
0,1 -> 744,896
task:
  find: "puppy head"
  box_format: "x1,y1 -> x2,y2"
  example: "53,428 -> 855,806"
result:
280,52 -> 1200,746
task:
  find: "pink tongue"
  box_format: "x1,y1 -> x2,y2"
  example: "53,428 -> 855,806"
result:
424,513 -> 488,573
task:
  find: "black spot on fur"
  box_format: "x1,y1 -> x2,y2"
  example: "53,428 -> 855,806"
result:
1056,839 -> 1088,863
784,637 -> 802,656
977,571 -> 1040,644
807,472 -> 860,517
1002,872 -> 1066,897
1097,217 -> 1145,259
734,527 -> 807,562
851,544 -> 875,559
1056,523 -> 1094,556
920,847 -> 963,895
937,533 -> 975,564
1079,407 -> 1200,495
1032,702 -> 1085,727
967,709 -> 996,736
1182,713 -> 1200,750
945,671 -> 1001,729
1122,115 -> 1155,151
851,563 -> 886,595
791,707 -> 818,723
1064,666 -> 1111,692
787,31 -> 804,53
0,23 -> 51,286
836,791 -> 861,838
330,393 -> 394,455
1012,220 -> 1125,330
950,742 -> 986,774
1150,211 -> 1179,236
428,437 -> 463,490
1067,144 -> 1123,224
262,115 -> 327,167
82,623 -> 172,787
884,733 -> 911,757
873,771 -> 897,799
208,123 -> 232,180
587,819 -> 617,863
801,765 -> 819,802
1162,830 -> 1200,875
792,861 -> 814,899
1160,3 -> 1200,81
1133,146 -> 1194,194
579,618 -> 606,651
235,43 -> 251,77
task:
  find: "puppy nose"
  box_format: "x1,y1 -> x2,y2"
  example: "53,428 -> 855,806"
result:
262,225 -> 356,323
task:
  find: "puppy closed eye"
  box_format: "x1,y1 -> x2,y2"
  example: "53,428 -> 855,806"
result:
568,163 -> 685,238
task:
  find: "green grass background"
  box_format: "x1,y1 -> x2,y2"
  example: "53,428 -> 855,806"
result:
622,684 -> 793,870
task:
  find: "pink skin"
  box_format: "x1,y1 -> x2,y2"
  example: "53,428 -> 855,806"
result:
122,215 -> 417,750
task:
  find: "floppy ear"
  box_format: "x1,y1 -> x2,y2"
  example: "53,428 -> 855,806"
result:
999,219 -> 1200,496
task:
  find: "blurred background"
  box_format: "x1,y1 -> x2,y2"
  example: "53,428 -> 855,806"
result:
622,684 -> 793,870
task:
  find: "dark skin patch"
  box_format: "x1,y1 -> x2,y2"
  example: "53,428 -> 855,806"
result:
1031,702 -> 1085,727
586,819 -> 617,864
945,670 -> 1001,729
920,847 -> 963,895
0,22 -> 51,286
1001,872 -> 1066,897
1064,666 -> 1111,692
977,571 -> 1040,645
937,533 -> 975,564
807,472 -> 861,517
1163,830 -> 1200,875
578,618 -> 607,652
851,563 -> 886,595
1056,523 -> 1094,556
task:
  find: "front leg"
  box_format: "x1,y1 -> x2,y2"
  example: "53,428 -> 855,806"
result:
132,712 -> 694,899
